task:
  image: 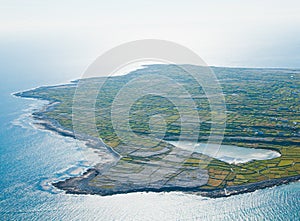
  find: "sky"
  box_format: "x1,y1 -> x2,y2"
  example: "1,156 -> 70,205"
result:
0,0 -> 300,87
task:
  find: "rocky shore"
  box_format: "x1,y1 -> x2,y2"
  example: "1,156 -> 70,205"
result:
52,167 -> 300,198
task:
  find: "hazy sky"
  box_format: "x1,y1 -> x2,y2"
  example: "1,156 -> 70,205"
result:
1,0 -> 300,85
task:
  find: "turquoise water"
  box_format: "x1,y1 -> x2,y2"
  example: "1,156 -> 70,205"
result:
0,84 -> 299,220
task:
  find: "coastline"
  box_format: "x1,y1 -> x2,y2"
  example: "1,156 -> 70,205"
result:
52,168 -> 300,198
13,89 -> 120,179
13,88 -> 300,198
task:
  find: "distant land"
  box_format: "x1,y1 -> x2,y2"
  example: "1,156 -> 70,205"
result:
14,65 -> 300,197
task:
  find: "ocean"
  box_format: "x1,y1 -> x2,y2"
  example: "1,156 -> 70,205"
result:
0,79 -> 299,221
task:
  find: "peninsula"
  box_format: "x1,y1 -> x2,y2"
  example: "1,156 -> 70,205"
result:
14,65 -> 300,197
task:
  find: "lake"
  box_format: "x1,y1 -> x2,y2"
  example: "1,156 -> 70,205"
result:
167,141 -> 281,164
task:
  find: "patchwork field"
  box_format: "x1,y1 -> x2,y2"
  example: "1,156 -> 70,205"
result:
16,65 -> 300,195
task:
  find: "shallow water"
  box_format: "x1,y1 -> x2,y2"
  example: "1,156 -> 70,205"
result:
168,141 -> 281,164
0,88 -> 299,221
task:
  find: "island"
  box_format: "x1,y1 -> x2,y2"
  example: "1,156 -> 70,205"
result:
14,64 -> 300,197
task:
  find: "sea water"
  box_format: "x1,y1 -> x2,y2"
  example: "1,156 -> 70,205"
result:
0,84 -> 299,221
